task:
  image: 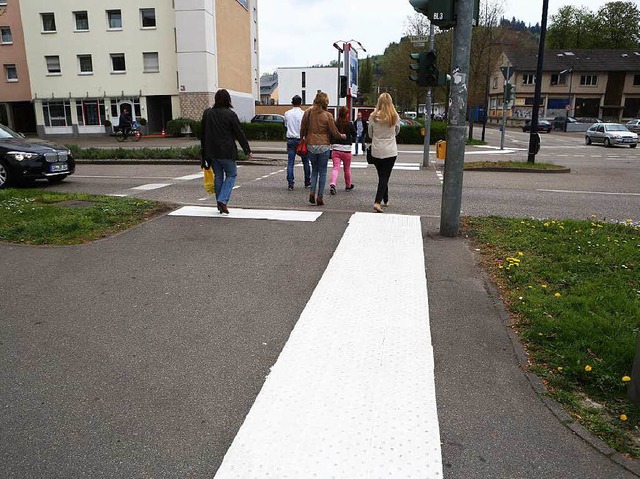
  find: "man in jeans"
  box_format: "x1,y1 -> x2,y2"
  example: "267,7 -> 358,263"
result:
352,111 -> 368,155
284,95 -> 310,190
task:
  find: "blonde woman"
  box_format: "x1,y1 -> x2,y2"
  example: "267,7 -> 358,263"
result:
368,92 -> 401,212
300,92 -> 345,206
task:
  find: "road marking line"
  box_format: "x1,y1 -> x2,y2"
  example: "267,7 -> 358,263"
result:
130,183 -> 172,191
214,212 -> 441,478
106,193 -> 129,197
174,173 -> 203,181
169,206 -> 322,222
539,189 -> 640,197
394,165 -> 420,171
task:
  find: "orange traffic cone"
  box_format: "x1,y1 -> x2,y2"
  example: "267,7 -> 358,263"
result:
161,128 -> 166,137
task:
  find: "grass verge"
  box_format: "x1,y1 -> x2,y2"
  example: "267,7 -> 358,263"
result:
0,189 -> 172,245
465,161 -> 565,170
464,216 -> 640,457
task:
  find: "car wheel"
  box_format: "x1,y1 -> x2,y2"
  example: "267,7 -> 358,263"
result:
0,160 -> 12,189
47,175 -> 68,184
631,144 -> 637,149
585,136 -> 592,145
604,138 -> 611,147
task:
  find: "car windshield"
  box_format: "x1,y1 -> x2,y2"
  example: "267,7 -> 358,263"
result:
605,124 -> 628,132
0,123 -> 21,139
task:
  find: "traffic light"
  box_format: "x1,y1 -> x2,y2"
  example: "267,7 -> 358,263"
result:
505,82 -> 515,102
339,75 -> 348,98
408,0 -> 480,29
410,51 -> 439,87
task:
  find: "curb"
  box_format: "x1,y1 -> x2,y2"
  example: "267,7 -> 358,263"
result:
464,167 -> 571,173
75,158 -> 285,167
469,241 -> 640,477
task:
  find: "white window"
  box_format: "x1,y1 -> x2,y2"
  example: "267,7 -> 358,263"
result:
107,10 -> 122,30
0,1 -> 7,6
140,8 -> 156,28
41,13 -> 56,32
74,11 -> 89,31
76,100 -> 106,126
142,52 -> 159,73
1,26 -> 13,44
4,64 -> 17,82
45,55 -> 61,74
580,75 -> 597,86
43,101 -> 72,127
522,74 -> 535,85
110,53 -> 126,73
78,55 -> 93,74
550,74 -> 567,86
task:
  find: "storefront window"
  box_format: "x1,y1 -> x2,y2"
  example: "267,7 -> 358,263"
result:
76,100 -> 106,126
43,101 -> 72,127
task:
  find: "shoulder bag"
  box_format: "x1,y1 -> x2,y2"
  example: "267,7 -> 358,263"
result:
296,111 -> 310,157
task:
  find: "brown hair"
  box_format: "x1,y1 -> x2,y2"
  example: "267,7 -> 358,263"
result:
214,89 -> 233,109
336,106 -> 350,132
312,92 -> 329,110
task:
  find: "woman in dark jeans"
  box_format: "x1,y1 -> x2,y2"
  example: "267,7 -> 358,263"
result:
200,89 -> 252,214
368,92 -> 400,212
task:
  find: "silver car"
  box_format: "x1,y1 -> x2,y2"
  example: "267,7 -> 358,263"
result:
626,119 -> 640,133
585,123 -> 638,148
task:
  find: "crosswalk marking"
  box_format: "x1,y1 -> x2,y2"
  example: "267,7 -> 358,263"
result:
130,183 -> 172,191
168,205 -> 323,222
214,212 -> 442,478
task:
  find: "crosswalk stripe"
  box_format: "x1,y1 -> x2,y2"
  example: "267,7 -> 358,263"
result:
214,212 -> 442,478
130,183 -> 172,191
168,206 -> 322,222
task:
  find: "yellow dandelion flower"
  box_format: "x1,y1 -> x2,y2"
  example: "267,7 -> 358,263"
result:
544,222 -> 550,227
621,414 -> 628,421
541,284 -> 548,288
554,292 -> 562,297
518,252 -> 524,256
557,367 -> 563,372
585,365 -> 592,372
622,376 -> 631,382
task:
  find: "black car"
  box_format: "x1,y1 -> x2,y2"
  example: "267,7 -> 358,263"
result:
0,123 -> 75,189
250,114 -> 285,125
522,120 -> 552,133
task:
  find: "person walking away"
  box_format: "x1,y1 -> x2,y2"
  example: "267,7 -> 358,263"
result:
300,92 -> 345,206
119,108 -> 133,136
353,112 -> 368,155
329,106 -> 356,195
200,89 -> 252,214
284,95 -> 310,190
368,92 -> 400,213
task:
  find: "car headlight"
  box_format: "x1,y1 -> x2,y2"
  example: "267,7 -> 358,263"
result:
612,135 -> 622,139
7,151 -> 40,161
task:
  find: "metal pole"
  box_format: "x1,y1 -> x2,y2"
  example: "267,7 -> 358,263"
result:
527,0 -> 549,163
499,64 -> 509,150
422,24 -> 435,168
440,0 -> 474,237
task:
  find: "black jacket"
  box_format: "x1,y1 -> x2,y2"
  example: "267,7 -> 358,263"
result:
352,118 -> 368,137
333,121 -> 357,146
201,107 -> 251,163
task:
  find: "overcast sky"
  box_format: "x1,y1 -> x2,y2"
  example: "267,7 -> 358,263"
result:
258,0 -> 639,75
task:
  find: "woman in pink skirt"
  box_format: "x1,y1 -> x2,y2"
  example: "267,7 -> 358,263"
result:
329,107 -> 357,195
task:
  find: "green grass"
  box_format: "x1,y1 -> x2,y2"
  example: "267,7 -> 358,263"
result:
0,189 -> 171,245
464,216 -> 640,456
464,161 -> 565,170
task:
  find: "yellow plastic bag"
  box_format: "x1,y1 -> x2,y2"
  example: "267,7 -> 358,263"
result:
203,167 -> 215,194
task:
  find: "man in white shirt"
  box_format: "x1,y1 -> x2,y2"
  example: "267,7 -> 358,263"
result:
284,95 -> 310,190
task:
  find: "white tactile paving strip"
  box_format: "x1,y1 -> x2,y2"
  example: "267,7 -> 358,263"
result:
168,205 -> 322,222
214,212 -> 442,478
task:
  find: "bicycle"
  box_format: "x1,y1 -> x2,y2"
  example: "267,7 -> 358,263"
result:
114,123 -> 142,142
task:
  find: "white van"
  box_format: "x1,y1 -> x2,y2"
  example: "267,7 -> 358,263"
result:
403,111 -> 417,119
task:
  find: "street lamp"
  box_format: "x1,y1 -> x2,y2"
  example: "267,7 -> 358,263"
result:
332,40 -> 366,119
332,41 -> 345,114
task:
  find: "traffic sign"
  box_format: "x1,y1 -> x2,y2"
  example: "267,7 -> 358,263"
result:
500,67 -> 512,81
409,35 -> 430,43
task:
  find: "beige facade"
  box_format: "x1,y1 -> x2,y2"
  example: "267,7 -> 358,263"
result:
490,50 -> 640,123
0,0 -> 35,132
0,0 -> 259,136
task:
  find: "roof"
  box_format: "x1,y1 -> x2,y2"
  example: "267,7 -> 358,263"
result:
260,73 -> 278,95
504,48 -> 640,73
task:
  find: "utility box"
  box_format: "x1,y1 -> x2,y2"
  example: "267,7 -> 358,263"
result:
436,140 -> 447,159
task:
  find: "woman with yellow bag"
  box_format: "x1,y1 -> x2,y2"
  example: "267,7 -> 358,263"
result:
201,89 -> 253,214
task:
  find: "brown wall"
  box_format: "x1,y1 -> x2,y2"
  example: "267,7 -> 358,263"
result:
216,0 -> 251,94
0,0 -> 32,101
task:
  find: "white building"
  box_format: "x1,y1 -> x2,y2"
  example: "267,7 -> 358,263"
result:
277,66 -> 345,108
13,0 -> 259,136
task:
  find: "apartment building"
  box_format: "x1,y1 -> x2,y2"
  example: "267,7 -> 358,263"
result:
0,0 -> 36,132
490,49 -> 640,123
1,0 -> 258,136
277,67 -> 343,108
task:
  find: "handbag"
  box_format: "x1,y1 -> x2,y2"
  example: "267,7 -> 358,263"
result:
202,167 -> 215,194
296,139 -> 308,156
366,145 -> 375,164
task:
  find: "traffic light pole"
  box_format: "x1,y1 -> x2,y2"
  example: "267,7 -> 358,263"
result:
422,24 -> 435,168
440,0 -> 474,237
499,65 -> 509,150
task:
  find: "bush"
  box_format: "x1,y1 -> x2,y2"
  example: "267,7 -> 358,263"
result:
241,122 -> 286,141
395,121 -> 447,145
66,145 -> 202,160
166,118 -> 200,138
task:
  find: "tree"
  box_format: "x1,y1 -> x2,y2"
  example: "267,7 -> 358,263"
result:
597,1 -> 640,49
358,56 -> 374,105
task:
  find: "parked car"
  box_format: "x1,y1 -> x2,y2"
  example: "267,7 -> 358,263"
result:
584,123 -> 638,148
625,118 -> 640,133
522,120 -> 552,133
0,123 -> 75,189
553,116 -> 577,131
575,117 -> 602,125
250,114 -> 285,125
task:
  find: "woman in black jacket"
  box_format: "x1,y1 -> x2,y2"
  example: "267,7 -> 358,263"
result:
201,89 -> 252,214
329,107 -> 357,194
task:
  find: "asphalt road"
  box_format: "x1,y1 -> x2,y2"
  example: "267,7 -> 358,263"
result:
2,127 -> 639,477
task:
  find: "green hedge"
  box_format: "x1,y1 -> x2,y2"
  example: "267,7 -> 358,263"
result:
240,122 -> 286,141
166,118 -> 201,139
396,121 -> 447,144
67,145 -> 201,160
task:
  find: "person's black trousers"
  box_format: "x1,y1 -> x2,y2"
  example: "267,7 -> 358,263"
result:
373,156 -> 396,204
